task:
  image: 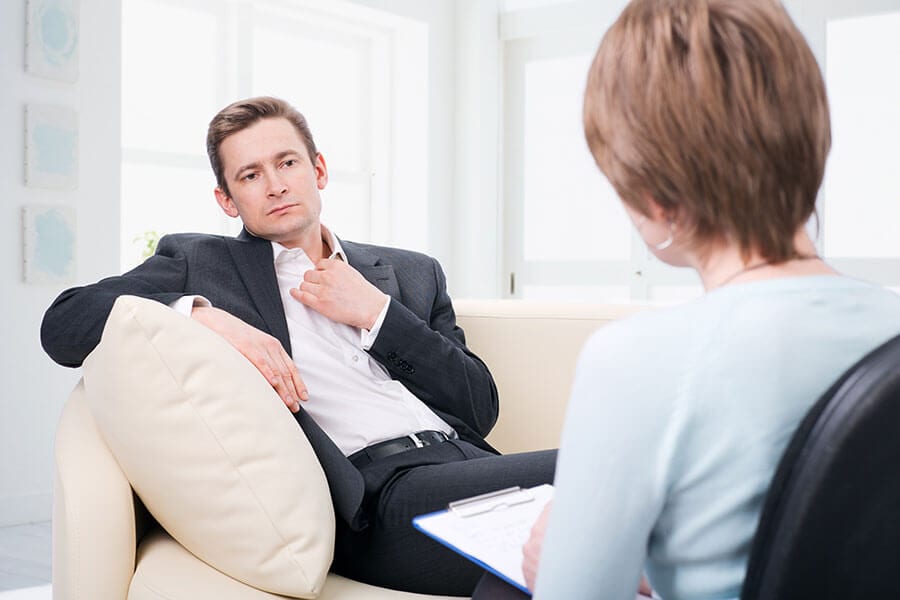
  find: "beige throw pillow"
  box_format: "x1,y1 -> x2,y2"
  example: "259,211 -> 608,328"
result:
83,295 -> 334,598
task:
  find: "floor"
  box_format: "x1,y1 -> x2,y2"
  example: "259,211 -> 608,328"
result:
0,586 -> 50,600
0,522 -> 51,592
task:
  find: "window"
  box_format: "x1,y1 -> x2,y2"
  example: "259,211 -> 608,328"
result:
121,0 -> 225,270
823,10 -> 900,265
499,0 -> 900,301
501,1 -> 702,302
121,0 -> 426,270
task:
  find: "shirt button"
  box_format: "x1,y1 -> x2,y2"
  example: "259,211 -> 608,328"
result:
352,355 -> 359,362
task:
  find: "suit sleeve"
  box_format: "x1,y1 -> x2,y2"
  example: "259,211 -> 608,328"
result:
40,235 -> 191,368
367,257 -> 499,438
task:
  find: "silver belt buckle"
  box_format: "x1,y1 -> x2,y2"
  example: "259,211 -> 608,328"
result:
408,433 -> 425,448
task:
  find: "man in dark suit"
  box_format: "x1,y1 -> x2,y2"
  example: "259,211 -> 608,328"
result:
41,96 -> 555,596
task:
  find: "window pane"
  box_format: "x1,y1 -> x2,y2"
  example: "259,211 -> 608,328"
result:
522,54 -> 631,262
121,163 -> 223,270
320,179 -> 370,243
252,20 -> 366,173
121,0 -> 219,155
522,284 -> 631,303
823,11 -> 900,258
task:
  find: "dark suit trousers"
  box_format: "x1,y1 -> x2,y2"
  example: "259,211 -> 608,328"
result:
330,440 -> 557,596
471,572 -> 532,599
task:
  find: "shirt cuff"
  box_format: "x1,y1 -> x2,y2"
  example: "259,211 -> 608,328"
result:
361,295 -> 391,350
169,295 -> 211,316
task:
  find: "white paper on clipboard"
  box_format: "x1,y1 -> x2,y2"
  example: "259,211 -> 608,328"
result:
412,484 -> 555,595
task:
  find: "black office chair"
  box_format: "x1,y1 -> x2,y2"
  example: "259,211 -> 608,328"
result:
742,333 -> 900,599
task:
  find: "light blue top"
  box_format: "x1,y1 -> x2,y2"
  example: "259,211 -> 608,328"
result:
534,275 -> 900,600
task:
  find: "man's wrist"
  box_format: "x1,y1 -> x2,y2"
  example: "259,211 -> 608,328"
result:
361,295 -> 391,349
170,295 -> 211,317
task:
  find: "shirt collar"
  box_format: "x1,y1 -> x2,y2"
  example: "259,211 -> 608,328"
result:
271,225 -> 346,265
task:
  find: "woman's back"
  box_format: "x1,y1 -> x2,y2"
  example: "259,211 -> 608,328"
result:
536,275 -> 900,599
516,1 -> 898,598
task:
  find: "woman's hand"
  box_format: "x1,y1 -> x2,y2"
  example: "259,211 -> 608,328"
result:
522,499 -> 655,597
522,501 -> 552,591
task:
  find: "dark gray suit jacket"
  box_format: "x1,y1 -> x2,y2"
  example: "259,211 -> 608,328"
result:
41,229 -> 499,530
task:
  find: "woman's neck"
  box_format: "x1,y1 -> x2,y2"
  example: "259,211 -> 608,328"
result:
694,231 -> 835,290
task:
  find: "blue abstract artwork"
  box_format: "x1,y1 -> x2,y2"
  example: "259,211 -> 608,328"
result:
25,104 -> 79,189
23,205 -> 77,285
26,0 -> 80,82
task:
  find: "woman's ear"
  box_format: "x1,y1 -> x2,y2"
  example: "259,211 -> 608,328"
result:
643,195 -> 676,225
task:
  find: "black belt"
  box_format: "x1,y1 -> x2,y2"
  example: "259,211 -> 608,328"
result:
348,430 -> 451,469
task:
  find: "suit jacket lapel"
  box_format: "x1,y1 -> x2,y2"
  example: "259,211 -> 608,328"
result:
341,239 -> 401,301
226,230 -> 368,528
226,229 -> 293,355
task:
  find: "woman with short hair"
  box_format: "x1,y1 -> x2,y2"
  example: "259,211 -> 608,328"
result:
475,0 -> 900,598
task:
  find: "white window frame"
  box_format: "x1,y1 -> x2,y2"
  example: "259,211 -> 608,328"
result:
499,1 -> 700,301
496,0 -> 900,300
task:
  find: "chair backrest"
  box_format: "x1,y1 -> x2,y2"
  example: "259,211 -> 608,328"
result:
741,333 -> 900,599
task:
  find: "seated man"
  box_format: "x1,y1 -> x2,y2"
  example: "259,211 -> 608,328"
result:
41,96 -> 555,596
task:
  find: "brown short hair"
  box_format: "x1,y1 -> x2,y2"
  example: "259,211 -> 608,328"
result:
206,96 -> 318,197
583,0 -> 831,262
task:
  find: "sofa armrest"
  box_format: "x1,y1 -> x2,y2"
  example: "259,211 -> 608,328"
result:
455,300 -> 645,454
54,380 -> 137,600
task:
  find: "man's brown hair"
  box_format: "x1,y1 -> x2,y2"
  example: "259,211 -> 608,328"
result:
207,96 -> 318,197
583,0 -> 831,262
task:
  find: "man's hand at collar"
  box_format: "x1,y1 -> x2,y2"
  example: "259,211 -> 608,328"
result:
290,258 -> 389,331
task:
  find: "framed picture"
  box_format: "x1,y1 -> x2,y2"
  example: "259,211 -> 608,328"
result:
25,104 -> 79,189
25,0 -> 80,82
23,205 -> 77,285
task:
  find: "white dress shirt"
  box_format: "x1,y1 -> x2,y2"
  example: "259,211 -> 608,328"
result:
270,231 -> 455,455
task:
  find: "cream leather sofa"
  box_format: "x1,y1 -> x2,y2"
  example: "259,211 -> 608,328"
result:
53,299 -> 643,600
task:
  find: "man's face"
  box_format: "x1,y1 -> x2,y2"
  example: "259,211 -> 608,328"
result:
214,117 -> 327,248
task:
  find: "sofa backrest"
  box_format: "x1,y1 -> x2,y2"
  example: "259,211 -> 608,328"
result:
454,300 -> 647,454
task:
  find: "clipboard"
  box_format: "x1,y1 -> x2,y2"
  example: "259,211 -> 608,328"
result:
412,484 -> 554,595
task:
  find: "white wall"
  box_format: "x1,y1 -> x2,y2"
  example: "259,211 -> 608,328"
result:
0,0 -> 121,526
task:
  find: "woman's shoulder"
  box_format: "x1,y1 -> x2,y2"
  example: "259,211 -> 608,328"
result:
580,296 -> 713,359
570,299 -> 711,424
575,275 -> 900,384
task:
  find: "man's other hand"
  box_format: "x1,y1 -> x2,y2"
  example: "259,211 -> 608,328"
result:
191,306 -> 307,412
291,258 -> 388,330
